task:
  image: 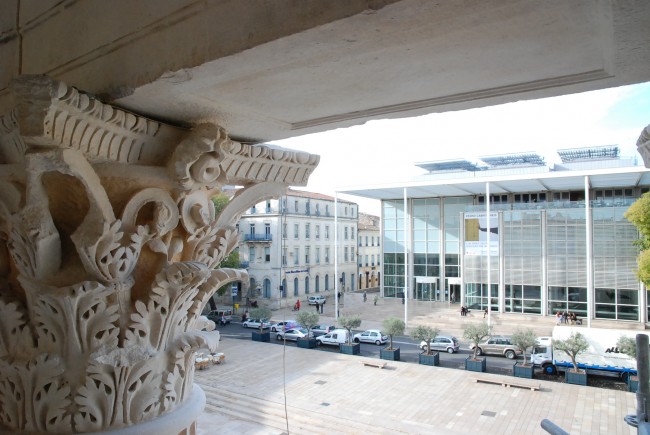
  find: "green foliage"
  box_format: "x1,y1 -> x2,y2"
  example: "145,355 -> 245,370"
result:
210,193 -> 242,295
553,331 -> 589,372
410,325 -> 440,355
338,315 -> 362,345
382,317 -> 405,350
617,335 -> 637,360
463,322 -> 492,360
296,311 -> 320,337
625,193 -> 650,284
212,193 -> 230,215
249,306 -> 272,330
511,328 -> 537,366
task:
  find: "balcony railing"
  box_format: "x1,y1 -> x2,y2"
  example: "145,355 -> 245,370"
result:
243,234 -> 273,242
239,261 -> 250,268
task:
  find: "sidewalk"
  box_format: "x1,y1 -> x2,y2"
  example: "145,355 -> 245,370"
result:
195,336 -> 636,435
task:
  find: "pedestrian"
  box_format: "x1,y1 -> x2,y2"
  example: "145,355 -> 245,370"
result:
373,294 -> 379,306
296,299 -> 300,311
363,291 -> 367,302
460,306 -> 465,316
483,308 -> 488,319
556,311 -> 561,325
314,303 -> 319,313
562,311 -> 568,324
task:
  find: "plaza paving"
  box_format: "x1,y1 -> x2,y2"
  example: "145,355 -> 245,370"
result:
194,293 -> 642,434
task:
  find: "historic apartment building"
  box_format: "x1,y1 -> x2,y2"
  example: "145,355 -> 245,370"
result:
237,189 -> 358,309
357,213 -> 381,290
343,145 -> 650,325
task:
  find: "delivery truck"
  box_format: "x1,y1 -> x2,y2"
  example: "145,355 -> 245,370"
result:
531,326 -> 648,382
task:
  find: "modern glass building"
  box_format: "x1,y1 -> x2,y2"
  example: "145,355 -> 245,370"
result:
342,146 -> 650,324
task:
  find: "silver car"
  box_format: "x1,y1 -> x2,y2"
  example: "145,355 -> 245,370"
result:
420,336 -> 460,353
353,329 -> 388,345
470,336 -> 521,359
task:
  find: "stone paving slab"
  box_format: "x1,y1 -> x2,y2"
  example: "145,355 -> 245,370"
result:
194,337 -> 636,435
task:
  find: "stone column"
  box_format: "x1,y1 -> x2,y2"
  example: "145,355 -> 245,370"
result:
0,75 -> 318,434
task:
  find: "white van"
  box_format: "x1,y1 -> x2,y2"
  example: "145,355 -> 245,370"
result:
308,295 -> 326,305
315,329 -> 350,346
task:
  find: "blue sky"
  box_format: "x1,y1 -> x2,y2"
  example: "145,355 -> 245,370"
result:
275,81 -> 650,216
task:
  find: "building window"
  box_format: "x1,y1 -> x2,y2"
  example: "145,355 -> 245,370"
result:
294,248 -> 299,265
266,200 -> 272,213
283,222 -> 287,239
316,225 -> 320,239
351,227 -> 355,240
325,225 -> 330,240
305,223 -> 310,239
265,223 -> 271,237
325,274 -> 329,291
306,201 -> 310,215
264,246 -> 270,262
294,277 -> 299,297
305,277 -> 310,294
344,226 -> 348,240
351,247 -> 355,262
345,206 -> 348,216
344,247 -> 349,262
315,276 -> 320,293
249,247 -> 255,263
294,200 -> 299,213
249,223 -> 255,236
316,247 -> 320,264
305,247 -> 310,264
366,236 -> 369,246
358,235 -> 362,246
282,248 -> 287,266
325,247 -> 330,264
365,255 -> 369,267
325,204 -> 329,216
315,203 -> 320,215
294,223 -> 299,239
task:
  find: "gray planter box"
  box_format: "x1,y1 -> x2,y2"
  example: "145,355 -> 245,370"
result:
465,357 -> 486,372
419,352 -> 439,366
251,331 -> 270,342
565,370 -> 587,386
513,362 -> 534,379
380,348 -> 400,361
628,376 -> 639,393
340,343 -> 360,355
297,338 -> 318,349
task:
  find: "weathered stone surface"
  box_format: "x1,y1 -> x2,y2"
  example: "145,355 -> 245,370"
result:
0,75 -> 318,433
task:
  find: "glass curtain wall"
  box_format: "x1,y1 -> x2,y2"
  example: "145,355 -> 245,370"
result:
503,210 -> 542,314
383,200 -> 406,298
413,199 -> 440,300
593,206 -> 640,320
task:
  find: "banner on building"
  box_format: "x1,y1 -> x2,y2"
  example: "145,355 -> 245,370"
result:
464,212 -> 499,256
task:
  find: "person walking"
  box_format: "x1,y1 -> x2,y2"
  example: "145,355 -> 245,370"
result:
363,291 -> 367,302
483,308 -> 488,319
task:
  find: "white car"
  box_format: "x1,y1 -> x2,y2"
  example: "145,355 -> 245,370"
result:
308,295 -> 326,305
419,336 -> 460,353
270,320 -> 298,332
353,329 -> 387,345
242,318 -> 271,329
276,328 -> 309,341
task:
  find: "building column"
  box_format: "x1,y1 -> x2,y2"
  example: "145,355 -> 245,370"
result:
0,75 -> 318,434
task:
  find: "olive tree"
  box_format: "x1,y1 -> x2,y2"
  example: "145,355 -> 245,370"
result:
463,322 -> 492,360
410,325 -> 440,355
553,331 -> 589,372
624,193 -> 650,284
617,335 -> 637,359
296,311 -> 319,339
338,315 -> 362,345
382,317 -> 405,350
249,306 -> 272,331
511,328 -> 537,366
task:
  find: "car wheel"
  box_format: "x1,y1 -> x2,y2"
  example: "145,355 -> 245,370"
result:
272,327 -> 277,332
447,347 -> 454,354
375,340 -> 381,345
542,363 -> 557,375
475,347 -> 483,356
353,338 -> 360,344
505,350 -> 516,360
276,334 -> 282,341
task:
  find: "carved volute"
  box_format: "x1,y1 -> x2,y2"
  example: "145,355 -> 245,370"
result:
0,75 -> 319,433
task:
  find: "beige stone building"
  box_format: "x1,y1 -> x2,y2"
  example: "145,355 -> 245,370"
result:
357,212 -> 381,291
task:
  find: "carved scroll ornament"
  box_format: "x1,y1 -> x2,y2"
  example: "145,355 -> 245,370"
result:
0,75 -> 319,433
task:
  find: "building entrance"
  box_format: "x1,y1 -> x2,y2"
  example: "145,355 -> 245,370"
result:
415,277 -> 439,301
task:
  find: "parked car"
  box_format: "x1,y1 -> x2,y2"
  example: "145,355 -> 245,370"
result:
206,308 -> 232,325
315,329 -> 350,346
242,318 -> 271,329
276,328 -> 309,341
270,320 -> 298,332
308,295 -> 326,305
311,324 -> 337,337
470,335 -> 521,359
353,329 -> 387,345
420,336 -> 460,353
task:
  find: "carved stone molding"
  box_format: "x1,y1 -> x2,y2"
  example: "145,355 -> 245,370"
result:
0,75 -> 319,433
637,123 -> 650,168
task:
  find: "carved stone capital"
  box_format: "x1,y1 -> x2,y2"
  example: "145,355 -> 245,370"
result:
0,75 -> 319,433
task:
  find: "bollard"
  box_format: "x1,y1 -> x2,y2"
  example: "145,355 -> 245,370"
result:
540,418 -> 569,435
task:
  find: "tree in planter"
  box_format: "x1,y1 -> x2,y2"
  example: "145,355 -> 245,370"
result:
463,322 -> 492,360
383,317 -> 405,350
617,335 -> 636,359
249,306 -> 272,331
511,328 -> 537,365
338,315 -> 362,344
553,331 -> 589,373
410,325 -> 440,355
296,311 -> 320,339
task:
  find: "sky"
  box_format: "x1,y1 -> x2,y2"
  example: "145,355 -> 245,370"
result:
273,81 -> 650,216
